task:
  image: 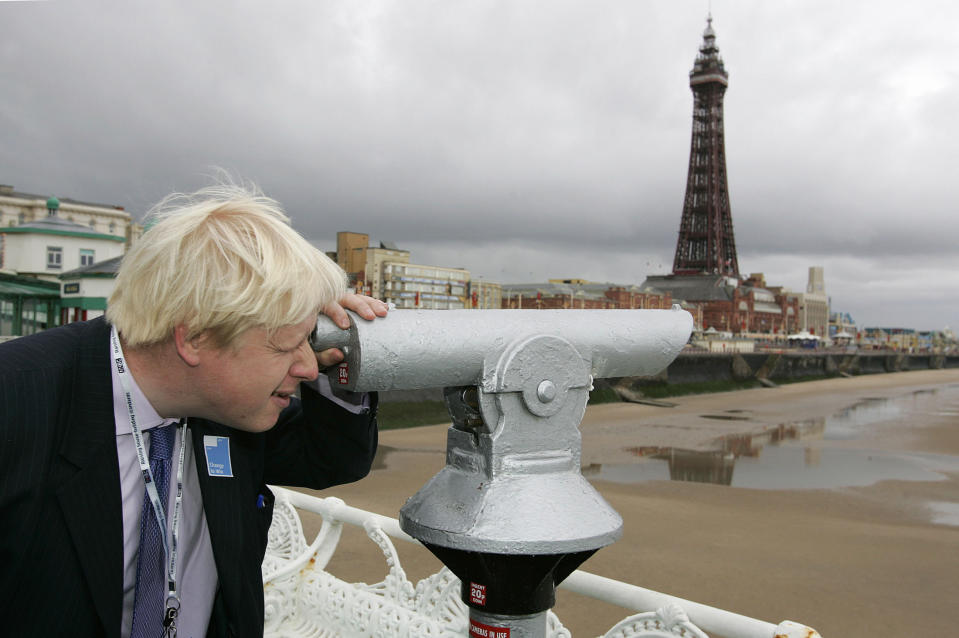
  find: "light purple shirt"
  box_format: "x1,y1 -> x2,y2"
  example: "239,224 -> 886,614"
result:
112,362 -> 217,638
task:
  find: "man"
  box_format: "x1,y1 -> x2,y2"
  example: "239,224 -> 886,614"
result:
0,182 -> 388,637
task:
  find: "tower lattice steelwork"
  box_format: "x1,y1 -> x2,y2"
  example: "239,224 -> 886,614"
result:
672,16 -> 739,277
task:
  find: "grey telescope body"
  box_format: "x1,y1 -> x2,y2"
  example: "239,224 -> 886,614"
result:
312,305 -> 694,552
312,307 -> 692,631
311,308 -> 693,393
311,306 -> 693,554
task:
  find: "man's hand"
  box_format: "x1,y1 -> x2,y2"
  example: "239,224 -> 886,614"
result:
323,293 -> 390,329
315,294 -> 390,368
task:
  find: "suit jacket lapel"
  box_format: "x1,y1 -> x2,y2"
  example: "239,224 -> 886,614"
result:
192,423 -> 268,637
56,318 -> 123,638
191,422 -> 245,622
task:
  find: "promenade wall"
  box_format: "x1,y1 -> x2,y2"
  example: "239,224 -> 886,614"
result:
612,350 -> 959,390
377,351 -> 959,403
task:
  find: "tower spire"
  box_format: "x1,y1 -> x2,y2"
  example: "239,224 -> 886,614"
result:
672,14 -> 739,277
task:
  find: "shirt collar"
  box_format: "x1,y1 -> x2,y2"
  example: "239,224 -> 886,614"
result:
110,338 -> 181,436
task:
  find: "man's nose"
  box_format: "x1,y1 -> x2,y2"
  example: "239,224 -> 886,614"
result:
290,341 -> 319,381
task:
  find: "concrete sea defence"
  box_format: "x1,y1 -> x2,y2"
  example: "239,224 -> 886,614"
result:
657,350 -> 959,383
377,351 -> 959,405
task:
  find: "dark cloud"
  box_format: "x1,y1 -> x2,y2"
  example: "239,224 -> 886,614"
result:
1,0 -> 956,329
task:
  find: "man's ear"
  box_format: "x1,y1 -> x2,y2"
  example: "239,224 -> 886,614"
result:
174,324 -> 203,367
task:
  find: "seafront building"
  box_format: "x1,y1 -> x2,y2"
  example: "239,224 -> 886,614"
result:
798,267 -> 829,338
0,198 -> 126,283
501,280 -> 672,311
829,310 -> 858,339
333,231 -> 499,310
470,279 -> 503,309
642,272 -> 799,336
861,327 -> 917,351
58,255 -> 124,324
1,190 -> 134,335
381,262 -> 470,310
0,271 -> 59,336
1,184 -> 141,245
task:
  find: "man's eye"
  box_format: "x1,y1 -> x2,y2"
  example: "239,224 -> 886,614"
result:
277,341 -> 306,354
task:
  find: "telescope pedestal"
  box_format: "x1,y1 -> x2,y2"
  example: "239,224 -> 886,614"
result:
400,334 -> 622,632
422,543 -> 596,638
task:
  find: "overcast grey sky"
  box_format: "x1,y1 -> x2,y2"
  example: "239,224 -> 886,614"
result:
2,0 -> 956,330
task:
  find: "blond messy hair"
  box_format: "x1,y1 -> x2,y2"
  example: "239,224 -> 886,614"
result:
107,181 -> 346,348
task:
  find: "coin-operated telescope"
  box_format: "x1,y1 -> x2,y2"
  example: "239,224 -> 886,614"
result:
312,308 -> 692,638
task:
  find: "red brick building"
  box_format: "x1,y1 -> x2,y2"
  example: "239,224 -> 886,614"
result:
502,281 -> 672,311
643,273 -> 792,336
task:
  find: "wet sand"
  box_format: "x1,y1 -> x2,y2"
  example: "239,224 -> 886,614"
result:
293,369 -> 959,637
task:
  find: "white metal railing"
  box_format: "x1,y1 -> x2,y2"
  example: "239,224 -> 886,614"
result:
262,487 -> 821,638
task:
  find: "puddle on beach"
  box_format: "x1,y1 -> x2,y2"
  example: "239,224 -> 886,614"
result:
927,501 -> 959,527
586,385 -> 959,491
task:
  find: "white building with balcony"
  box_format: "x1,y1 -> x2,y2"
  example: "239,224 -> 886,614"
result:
0,198 -> 126,282
381,261 -> 470,309
1,185 -> 140,243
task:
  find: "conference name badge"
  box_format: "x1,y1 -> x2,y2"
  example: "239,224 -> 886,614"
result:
203,435 -> 234,477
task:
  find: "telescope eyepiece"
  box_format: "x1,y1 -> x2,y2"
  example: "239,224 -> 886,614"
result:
309,314 -> 352,352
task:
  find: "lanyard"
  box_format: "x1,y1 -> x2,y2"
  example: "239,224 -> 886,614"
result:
111,326 -> 186,637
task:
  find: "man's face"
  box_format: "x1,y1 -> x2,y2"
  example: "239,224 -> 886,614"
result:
195,315 -> 319,432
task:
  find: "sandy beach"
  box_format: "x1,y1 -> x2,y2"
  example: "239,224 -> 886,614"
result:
293,368 -> 959,637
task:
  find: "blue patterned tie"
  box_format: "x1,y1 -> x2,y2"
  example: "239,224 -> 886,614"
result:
131,424 -> 176,638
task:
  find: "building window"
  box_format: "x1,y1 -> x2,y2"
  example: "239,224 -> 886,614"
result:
80,248 -> 95,267
47,246 -> 63,269
109,221 -> 116,234
89,220 -> 96,229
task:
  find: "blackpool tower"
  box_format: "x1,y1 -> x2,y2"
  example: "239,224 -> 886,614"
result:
672,15 -> 739,277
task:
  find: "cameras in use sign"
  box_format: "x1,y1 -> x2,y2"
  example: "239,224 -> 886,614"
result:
469,618 -> 509,638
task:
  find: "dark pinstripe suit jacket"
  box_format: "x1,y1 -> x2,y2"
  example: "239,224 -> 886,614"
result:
0,317 -> 378,638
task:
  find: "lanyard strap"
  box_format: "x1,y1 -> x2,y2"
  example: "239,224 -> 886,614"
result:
110,326 -> 186,613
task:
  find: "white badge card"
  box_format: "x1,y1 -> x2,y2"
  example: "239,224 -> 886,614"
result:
203,435 -> 234,477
